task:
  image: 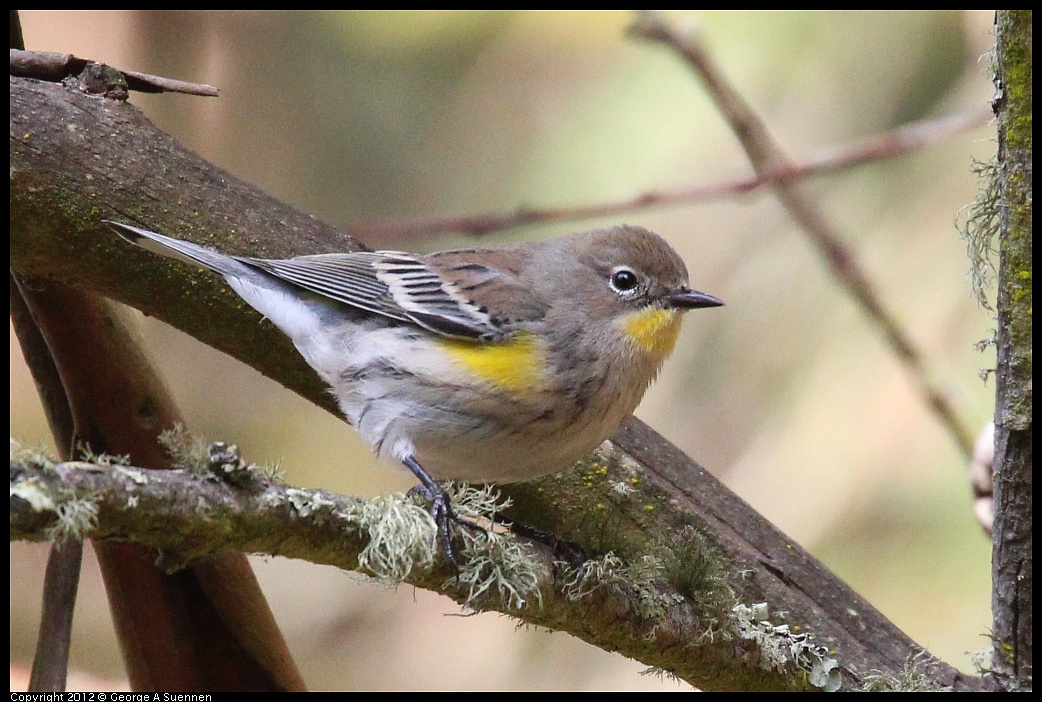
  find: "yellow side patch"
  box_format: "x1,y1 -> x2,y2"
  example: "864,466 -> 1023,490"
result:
620,308 -> 682,360
439,331 -> 546,392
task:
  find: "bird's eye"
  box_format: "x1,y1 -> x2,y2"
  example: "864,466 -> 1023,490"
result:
609,266 -> 640,295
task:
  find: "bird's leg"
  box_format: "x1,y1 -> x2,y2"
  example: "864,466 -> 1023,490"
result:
401,456 -> 483,574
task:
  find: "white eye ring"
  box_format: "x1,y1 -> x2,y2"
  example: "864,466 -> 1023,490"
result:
609,266 -> 640,296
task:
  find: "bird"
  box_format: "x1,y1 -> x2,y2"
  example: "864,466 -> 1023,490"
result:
108,220 -> 723,560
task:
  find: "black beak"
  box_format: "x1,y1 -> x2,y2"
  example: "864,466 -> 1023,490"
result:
665,287 -> 724,310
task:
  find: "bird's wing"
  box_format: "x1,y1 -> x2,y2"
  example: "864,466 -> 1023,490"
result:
245,251 -> 506,340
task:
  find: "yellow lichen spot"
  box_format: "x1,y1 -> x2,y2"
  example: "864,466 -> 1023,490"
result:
618,307 -> 682,360
439,331 -> 546,393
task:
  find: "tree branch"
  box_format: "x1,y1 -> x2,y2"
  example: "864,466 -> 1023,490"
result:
10,441 -> 979,691
990,9 -> 1033,691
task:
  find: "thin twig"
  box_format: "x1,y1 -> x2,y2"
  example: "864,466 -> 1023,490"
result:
9,49 -> 218,96
346,105 -> 989,240
28,541 -> 82,692
632,10 -> 976,458
120,68 -> 219,96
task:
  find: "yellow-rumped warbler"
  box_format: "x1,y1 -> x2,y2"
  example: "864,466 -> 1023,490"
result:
108,221 -> 722,550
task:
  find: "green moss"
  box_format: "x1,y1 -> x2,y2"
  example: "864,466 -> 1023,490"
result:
658,526 -> 733,620
999,11 -> 1032,154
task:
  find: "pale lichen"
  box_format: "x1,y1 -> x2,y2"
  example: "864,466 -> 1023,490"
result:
859,649 -> 955,692
342,493 -> 439,583
732,602 -> 841,692
959,156 -> 1002,312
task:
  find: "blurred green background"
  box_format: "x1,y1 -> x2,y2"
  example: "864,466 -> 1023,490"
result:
11,10 -> 997,691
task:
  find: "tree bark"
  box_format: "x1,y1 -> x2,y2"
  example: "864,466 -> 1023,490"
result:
990,9 -> 1033,691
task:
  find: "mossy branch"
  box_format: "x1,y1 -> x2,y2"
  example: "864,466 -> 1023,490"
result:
12,434 -> 980,691
989,9 -> 1033,690
10,445 -> 781,689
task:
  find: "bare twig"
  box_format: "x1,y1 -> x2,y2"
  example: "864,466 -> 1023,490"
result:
632,10 -> 977,458
119,68 -> 219,96
27,541 -> 82,692
9,49 -> 218,96
346,105 -> 989,240
10,274 -> 82,693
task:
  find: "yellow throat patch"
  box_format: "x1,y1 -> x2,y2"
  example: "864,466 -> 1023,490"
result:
439,331 -> 546,392
620,308 -> 683,362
